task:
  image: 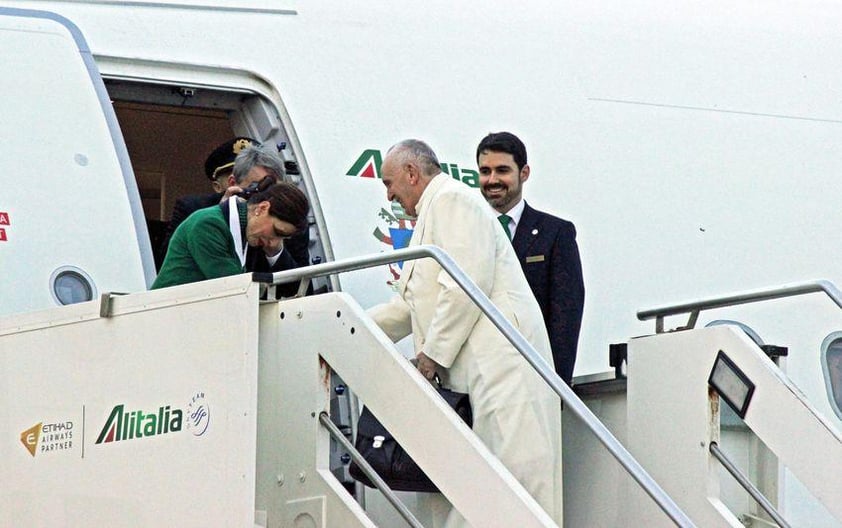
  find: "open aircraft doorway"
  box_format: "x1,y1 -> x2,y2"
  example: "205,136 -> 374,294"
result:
101,75 -> 330,293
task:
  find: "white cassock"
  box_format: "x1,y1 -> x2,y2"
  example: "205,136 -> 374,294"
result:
369,173 -> 562,527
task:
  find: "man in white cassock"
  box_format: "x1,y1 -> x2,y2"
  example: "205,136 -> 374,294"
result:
368,139 -> 562,527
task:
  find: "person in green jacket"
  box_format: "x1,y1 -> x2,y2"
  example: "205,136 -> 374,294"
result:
152,181 -> 309,289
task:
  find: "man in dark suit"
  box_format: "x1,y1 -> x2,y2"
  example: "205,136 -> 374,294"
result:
158,137 -> 259,265
476,131 -> 585,385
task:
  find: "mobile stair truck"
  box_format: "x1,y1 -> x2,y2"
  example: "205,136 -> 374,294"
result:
4,246 -> 842,527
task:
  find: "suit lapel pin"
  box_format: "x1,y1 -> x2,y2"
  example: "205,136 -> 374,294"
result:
531,228 -> 538,235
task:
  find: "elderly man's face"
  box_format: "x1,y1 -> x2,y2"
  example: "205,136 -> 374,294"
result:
381,155 -> 420,217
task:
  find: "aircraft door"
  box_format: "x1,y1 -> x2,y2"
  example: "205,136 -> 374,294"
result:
0,8 -> 153,319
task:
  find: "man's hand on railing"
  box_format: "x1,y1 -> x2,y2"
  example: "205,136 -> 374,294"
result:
415,352 -> 440,381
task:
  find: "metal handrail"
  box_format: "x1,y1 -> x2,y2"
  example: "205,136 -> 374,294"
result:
255,244 -> 696,527
318,412 -> 424,528
710,442 -> 790,528
637,279 -> 842,333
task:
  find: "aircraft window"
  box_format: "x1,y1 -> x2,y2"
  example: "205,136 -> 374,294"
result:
820,333 -> 842,420
50,266 -> 96,306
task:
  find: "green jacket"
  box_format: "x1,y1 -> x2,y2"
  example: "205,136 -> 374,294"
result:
151,203 -> 247,289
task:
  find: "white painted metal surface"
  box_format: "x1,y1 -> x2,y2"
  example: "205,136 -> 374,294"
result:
274,291 -> 558,527
561,376 -> 633,527
1,273 -> 568,527
0,275 -> 260,526
254,293 -> 373,528
628,326 -> 842,526
5,262 -> 842,526
0,9 -> 151,318
627,328 -> 745,527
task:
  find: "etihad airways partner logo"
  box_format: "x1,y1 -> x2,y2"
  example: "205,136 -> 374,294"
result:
346,149 -> 479,187
20,421 -> 74,457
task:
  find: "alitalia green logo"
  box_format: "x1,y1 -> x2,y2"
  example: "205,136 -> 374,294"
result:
346,149 -> 479,187
96,403 -> 183,444
346,149 -> 382,179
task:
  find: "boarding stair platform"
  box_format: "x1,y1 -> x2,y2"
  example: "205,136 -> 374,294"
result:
2,247 -> 842,527
566,281 -> 842,527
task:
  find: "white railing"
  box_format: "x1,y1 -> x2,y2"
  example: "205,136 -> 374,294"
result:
256,244 -> 696,527
638,279 -> 842,333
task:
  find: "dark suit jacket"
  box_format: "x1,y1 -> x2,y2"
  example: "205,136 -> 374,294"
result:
161,193 -> 311,297
512,202 -> 585,385
158,192 -> 223,267
245,225 -> 312,298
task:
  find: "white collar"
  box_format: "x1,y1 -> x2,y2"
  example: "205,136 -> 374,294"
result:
503,199 -> 526,227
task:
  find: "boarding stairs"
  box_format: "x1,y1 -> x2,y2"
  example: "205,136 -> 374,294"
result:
3,247 -> 842,526
623,282 -> 842,527
259,254 -> 842,527
256,245 -> 689,527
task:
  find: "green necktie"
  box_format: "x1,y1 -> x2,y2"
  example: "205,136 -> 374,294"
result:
498,214 -> 512,240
